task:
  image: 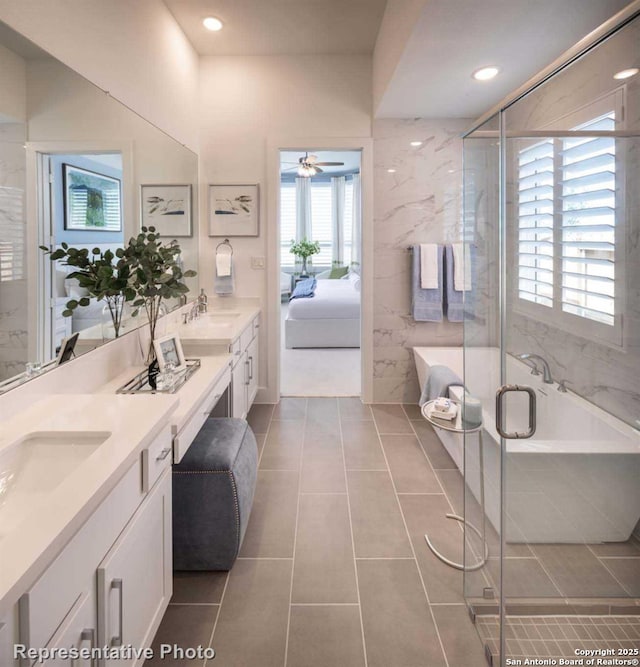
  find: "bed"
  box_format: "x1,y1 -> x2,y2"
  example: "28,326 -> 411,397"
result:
285,275 -> 360,348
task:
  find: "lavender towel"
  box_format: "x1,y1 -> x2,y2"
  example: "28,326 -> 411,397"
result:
412,244 -> 443,322
445,244 -> 476,322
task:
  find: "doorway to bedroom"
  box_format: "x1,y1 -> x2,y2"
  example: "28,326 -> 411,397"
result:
279,150 -> 362,396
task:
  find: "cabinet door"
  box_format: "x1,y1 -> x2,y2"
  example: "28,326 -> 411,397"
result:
247,334 -> 259,409
97,470 -> 171,667
231,353 -> 249,419
39,590 -> 96,667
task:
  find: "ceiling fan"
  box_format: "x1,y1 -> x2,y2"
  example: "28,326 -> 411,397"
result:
282,152 -> 345,177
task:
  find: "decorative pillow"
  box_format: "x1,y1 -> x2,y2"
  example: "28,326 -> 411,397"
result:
64,277 -> 90,299
290,277 -> 317,300
348,272 -> 361,293
329,265 -> 349,279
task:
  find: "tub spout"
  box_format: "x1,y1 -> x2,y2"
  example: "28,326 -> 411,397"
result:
516,353 -> 554,384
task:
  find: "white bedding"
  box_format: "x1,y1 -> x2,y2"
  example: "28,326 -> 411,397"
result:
288,278 -> 360,320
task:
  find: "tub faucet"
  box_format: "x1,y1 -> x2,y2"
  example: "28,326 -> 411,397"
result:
516,353 -> 554,384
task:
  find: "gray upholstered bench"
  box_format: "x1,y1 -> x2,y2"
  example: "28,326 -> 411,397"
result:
172,418 -> 258,570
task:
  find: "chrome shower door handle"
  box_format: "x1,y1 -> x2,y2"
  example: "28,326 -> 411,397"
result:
495,384 -> 536,439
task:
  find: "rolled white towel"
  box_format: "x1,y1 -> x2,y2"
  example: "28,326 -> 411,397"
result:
452,242 -> 471,291
216,251 -> 232,277
420,243 -> 439,289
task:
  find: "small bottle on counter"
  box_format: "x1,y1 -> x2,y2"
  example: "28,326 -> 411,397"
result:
198,288 -> 208,313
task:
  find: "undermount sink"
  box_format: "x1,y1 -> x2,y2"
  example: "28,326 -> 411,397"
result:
0,431 -> 110,536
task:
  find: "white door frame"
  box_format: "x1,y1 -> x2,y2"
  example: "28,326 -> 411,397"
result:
265,136 -> 374,404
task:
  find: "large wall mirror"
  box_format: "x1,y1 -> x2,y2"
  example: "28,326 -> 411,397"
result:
0,20 -> 199,390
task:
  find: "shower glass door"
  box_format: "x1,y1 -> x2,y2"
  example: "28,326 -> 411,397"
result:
464,11 -> 640,667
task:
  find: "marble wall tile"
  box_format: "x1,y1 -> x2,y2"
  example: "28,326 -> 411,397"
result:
372,118 -> 469,402
0,123 -> 28,382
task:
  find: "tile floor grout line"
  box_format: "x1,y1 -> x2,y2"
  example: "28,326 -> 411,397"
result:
370,408 -> 452,667
595,553 -> 636,597
290,602 -> 361,607
168,602 -> 221,607
338,397 -> 370,667
203,570 -> 231,667
282,398 -> 308,667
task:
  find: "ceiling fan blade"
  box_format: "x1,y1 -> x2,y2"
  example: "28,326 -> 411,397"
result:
314,166 -> 324,173
282,166 -> 299,171
315,162 -> 345,166
281,161 -> 300,165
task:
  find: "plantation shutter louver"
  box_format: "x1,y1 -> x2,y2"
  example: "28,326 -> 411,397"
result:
560,112 -> 615,326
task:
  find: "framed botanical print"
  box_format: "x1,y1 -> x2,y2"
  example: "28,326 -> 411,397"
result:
141,184 -> 192,237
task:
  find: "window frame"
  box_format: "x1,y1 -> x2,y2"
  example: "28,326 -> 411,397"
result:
512,89 -> 626,349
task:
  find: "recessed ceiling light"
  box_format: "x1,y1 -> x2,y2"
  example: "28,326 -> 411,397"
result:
387,168 -> 396,173
613,68 -> 639,80
473,66 -> 499,81
203,16 -> 223,31
410,141 -> 423,147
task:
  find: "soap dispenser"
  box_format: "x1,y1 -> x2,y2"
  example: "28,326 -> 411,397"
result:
198,288 -> 208,314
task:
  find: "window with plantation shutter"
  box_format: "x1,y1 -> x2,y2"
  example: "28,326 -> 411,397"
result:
280,182 -> 297,267
0,186 -> 25,282
343,179 -> 354,265
561,112 -> 615,326
515,94 -> 622,345
518,139 -> 555,307
310,181 -> 333,267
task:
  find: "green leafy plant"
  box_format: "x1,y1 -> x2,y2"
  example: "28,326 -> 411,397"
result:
125,226 -> 196,362
40,243 -> 134,338
289,238 -> 320,276
289,238 -> 320,260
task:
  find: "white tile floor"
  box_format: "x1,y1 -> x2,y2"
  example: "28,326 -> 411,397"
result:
280,302 -> 361,397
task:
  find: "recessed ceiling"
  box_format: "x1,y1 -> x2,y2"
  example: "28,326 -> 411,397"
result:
164,0 -> 387,55
376,0 -> 631,119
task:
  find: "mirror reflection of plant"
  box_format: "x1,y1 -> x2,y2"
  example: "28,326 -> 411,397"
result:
39,244 -> 134,337
124,226 -> 196,362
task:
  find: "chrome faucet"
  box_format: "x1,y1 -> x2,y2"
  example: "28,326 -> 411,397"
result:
516,353 -> 554,384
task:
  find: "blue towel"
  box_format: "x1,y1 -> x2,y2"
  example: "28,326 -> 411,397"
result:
419,364 -> 464,406
215,260 -> 234,296
290,277 -> 316,300
411,244 -> 443,322
444,244 -> 476,322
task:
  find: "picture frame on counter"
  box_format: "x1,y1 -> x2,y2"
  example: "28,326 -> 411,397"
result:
141,184 -> 192,237
153,332 -> 187,372
209,183 -> 259,237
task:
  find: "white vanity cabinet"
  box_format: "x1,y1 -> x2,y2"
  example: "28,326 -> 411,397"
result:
97,469 -> 171,666
16,426 -> 173,667
230,315 -> 260,419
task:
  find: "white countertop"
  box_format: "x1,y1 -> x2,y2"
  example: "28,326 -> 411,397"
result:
176,305 -> 260,346
0,393 -> 178,617
99,354 -> 232,435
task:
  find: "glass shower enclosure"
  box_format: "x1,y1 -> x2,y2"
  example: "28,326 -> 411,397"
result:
462,8 -> 640,666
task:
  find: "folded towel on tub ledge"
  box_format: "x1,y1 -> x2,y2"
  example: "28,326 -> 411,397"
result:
419,364 -> 464,406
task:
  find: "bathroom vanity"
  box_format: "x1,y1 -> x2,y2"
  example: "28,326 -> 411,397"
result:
0,305 -> 262,666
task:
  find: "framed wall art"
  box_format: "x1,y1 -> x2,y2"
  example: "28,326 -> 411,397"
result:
63,164 -> 122,232
141,184 -> 192,237
209,184 -> 259,237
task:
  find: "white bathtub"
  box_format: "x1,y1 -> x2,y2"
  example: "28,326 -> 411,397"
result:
413,346 -> 640,544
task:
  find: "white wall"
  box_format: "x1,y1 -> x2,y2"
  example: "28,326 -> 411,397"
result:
198,54 -> 372,401
372,0 -> 427,116
0,42 -> 26,122
0,0 -> 199,151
